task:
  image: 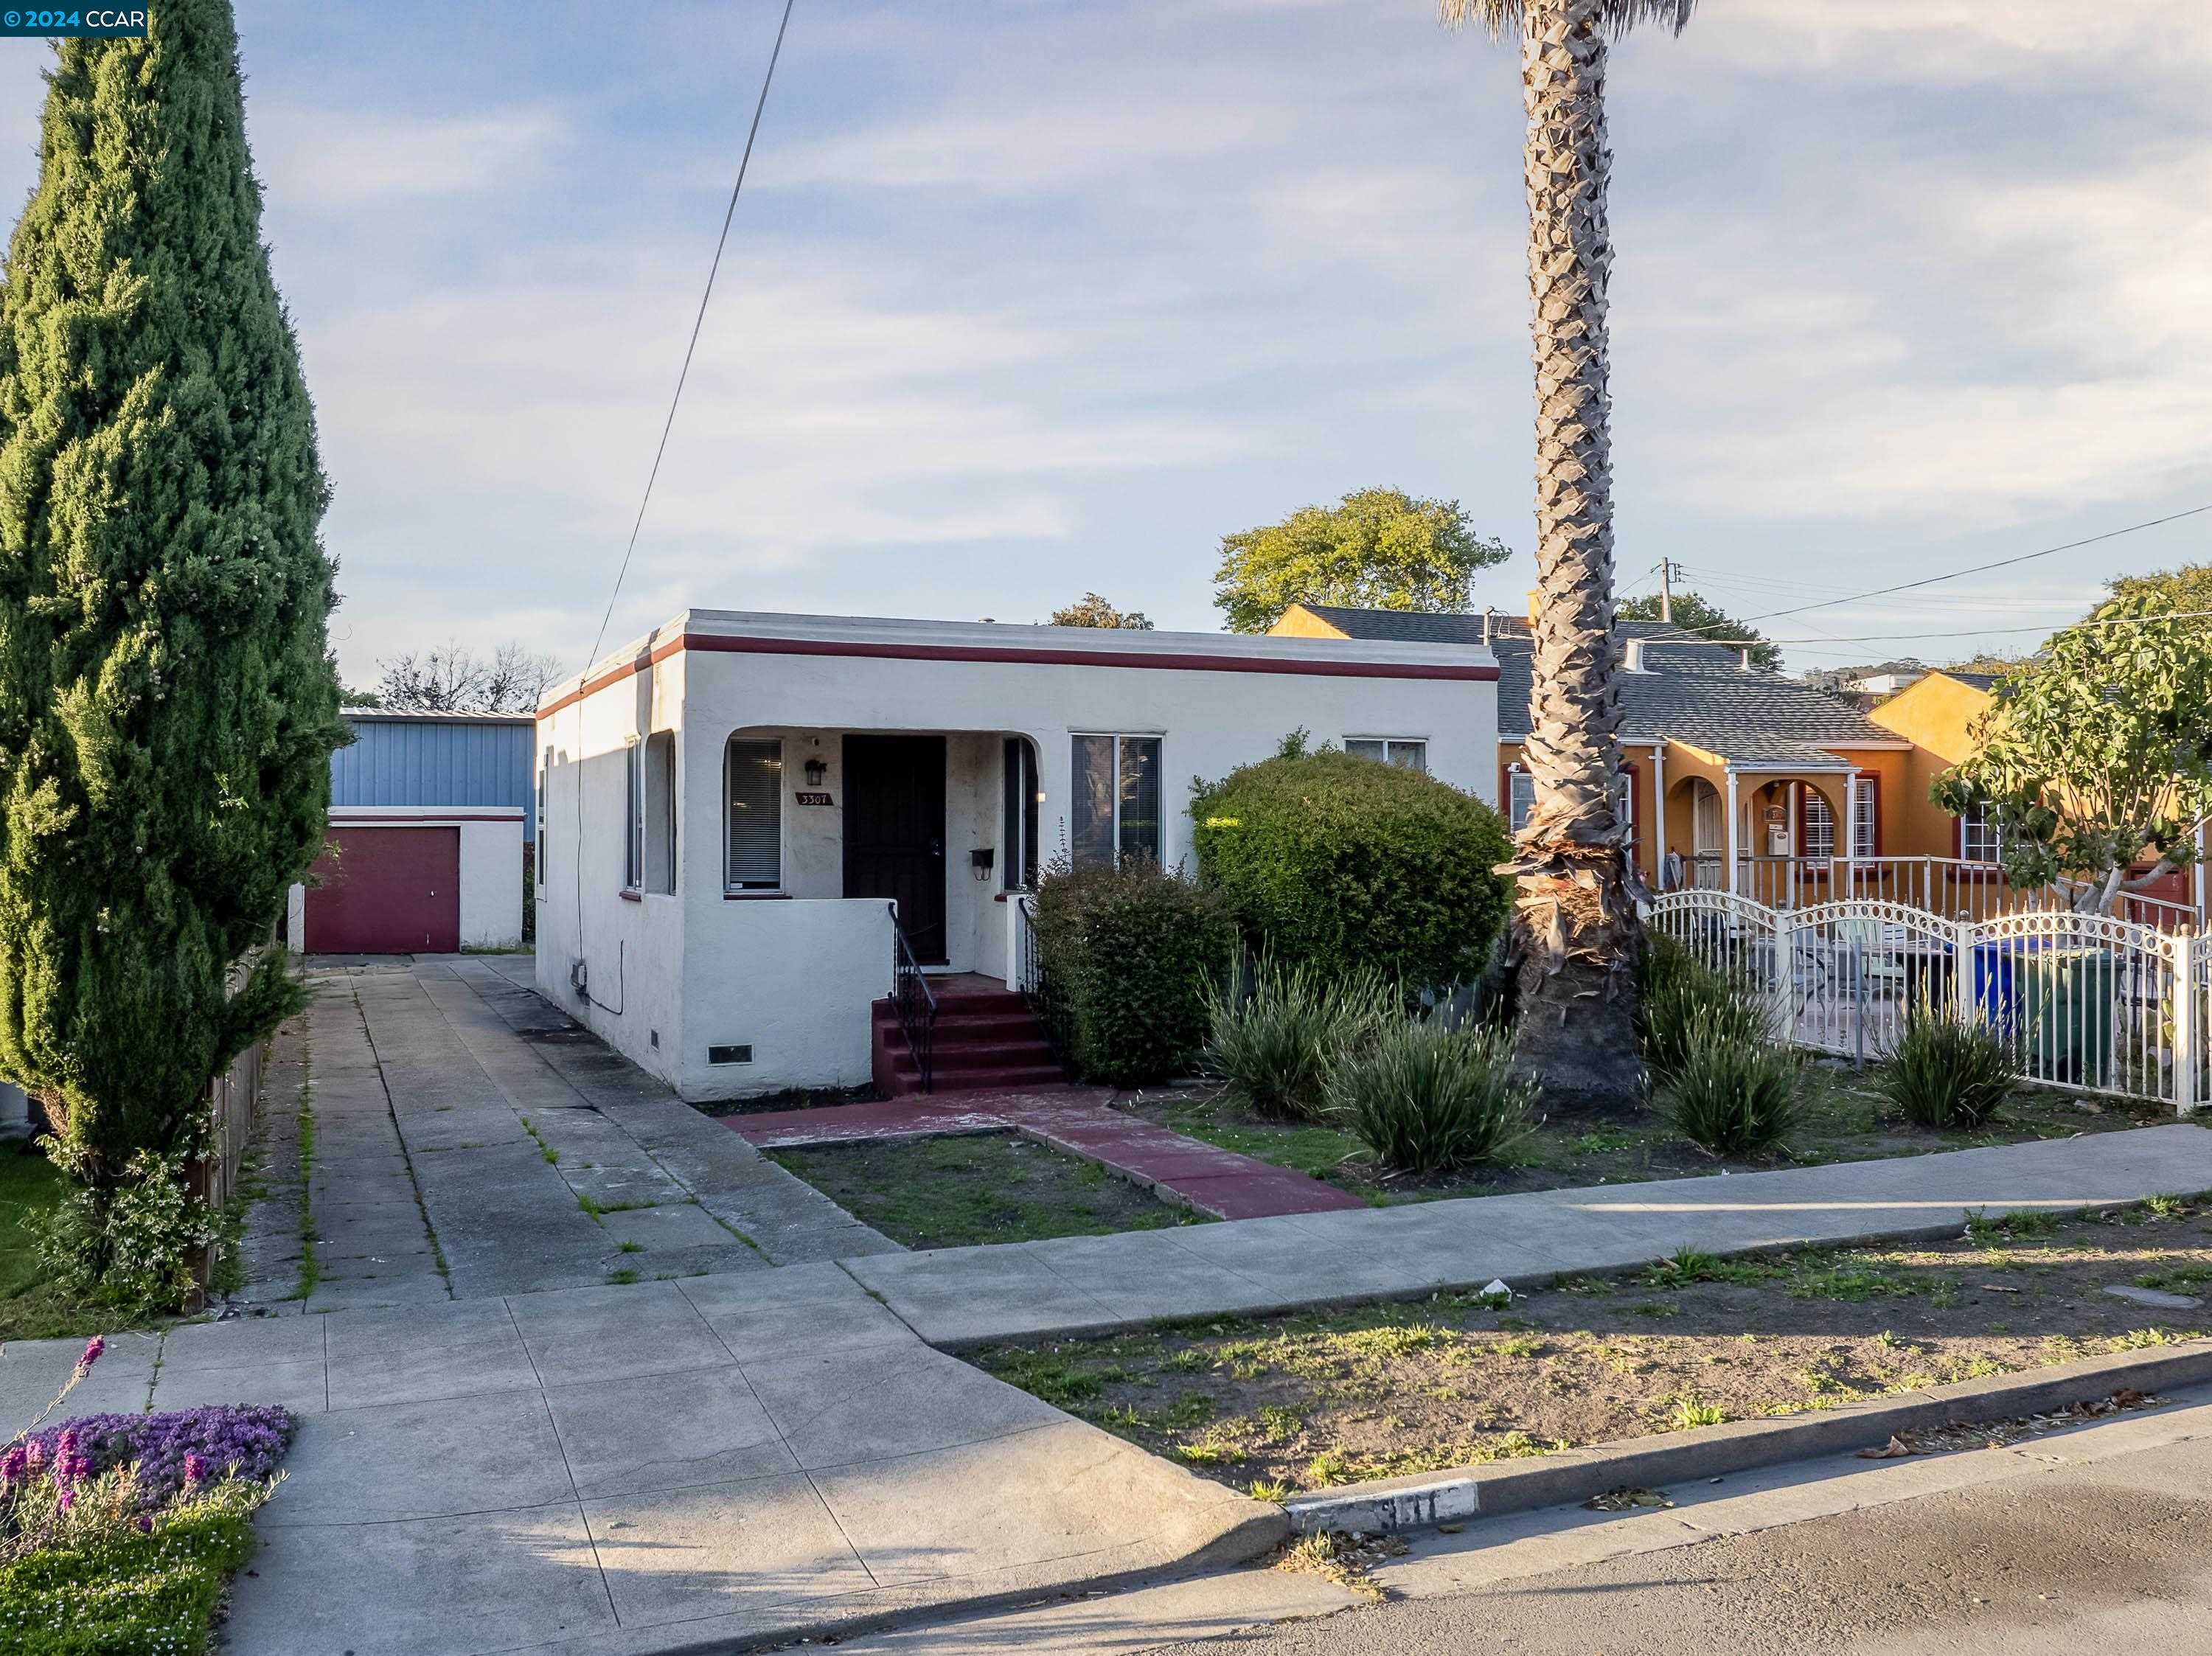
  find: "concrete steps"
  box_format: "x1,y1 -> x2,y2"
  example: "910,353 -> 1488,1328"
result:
871,984 -> 1070,1096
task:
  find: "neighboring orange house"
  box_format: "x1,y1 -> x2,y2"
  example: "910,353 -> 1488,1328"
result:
1270,605 -> 2075,912
1868,667 -> 2208,921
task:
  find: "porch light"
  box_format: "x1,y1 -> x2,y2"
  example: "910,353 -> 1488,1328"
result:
803,756 -> 828,787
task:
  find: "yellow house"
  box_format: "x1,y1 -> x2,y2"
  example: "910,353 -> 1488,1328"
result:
1271,606 -> 2058,914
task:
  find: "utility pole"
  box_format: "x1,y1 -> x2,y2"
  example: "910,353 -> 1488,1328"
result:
1658,557 -> 1681,624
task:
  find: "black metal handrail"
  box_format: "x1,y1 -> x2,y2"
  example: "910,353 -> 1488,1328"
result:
889,902 -> 938,1093
1011,892 -> 1074,1072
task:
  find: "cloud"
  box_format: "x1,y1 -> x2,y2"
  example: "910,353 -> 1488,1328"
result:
248,105 -> 567,209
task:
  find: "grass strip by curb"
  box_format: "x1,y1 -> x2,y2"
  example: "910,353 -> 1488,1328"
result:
1279,1337 -> 2212,1537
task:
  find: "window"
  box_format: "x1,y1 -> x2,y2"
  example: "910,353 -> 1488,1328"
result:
643,731 -> 677,894
1507,768 -> 1535,833
1615,769 -> 1636,849
622,741 -> 644,891
1071,734 -> 1162,867
536,748 -> 550,889
725,737 -> 784,890
1803,793 -> 1835,860
1851,775 -> 1878,859
1002,737 -> 1040,891
1960,799 -> 2002,864
1346,738 -> 1427,772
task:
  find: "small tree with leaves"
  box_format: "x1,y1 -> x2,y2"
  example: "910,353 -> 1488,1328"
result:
0,0 -> 344,1304
1932,594 -> 2212,913
1214,487 -> 1509,633
1048,594 -> 1153,630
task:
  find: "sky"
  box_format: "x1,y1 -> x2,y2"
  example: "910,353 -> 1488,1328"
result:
1,0 -> 2208,684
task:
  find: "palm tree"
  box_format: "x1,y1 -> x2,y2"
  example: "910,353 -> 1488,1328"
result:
1441,0 -> 1696,1110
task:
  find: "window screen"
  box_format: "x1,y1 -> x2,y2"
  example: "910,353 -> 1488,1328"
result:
726,738 -> 783,889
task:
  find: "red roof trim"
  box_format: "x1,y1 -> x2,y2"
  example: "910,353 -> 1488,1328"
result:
539,631 -> 1498,717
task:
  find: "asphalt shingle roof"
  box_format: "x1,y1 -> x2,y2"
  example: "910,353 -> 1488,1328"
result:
1295,604 -> 1896,766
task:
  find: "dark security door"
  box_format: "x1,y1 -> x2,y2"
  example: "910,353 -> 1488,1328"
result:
844,735 -> 948,964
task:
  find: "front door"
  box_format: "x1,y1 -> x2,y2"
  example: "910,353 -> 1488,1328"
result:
844,735 -> 948,964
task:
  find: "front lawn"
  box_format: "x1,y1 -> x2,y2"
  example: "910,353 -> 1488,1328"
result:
0,1148 -> 99,1345
768,1132 -> 1208,1249
1124,1061 -> 2165,1208
978,1193 -> 2212,1497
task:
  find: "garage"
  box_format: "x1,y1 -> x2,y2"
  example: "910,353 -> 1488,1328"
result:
303,826 -> 462,954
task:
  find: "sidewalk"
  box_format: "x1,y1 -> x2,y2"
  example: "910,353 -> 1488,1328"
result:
134,1268 -> 1274,1655
837,1122 -> 2212,1346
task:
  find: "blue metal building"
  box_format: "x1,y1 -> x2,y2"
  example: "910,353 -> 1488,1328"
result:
332,711 -> 536,841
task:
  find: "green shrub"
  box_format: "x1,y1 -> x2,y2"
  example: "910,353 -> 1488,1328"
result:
1328,1019 -> 1536,1175
1877,1001 -> 2016,1128
1203,957 -> 1390,1120
1656,1012 -> 1801,1156
1189,744 -> 1512,992
1637,933 -> 1766,1082
1031,861 -> 1238,1086
0,1494 -> 260,1656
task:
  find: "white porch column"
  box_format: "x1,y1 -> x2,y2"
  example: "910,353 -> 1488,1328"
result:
1652,746 -> 1666,887
1724,770 -> 1740,894
1844,772 -> 1860,897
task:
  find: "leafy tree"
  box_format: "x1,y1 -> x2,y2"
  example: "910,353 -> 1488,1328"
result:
2107,561 -> 2212,622
0,0 -> 344,1294
1932,594 -> 2212,912
375,641 -> 563,713
1943,653 -> 2031,677
1213,487 -> 1508,633
1047,594 -> 1153,630
1439,0 -> 1697,1112
1617,590 -> 1780,670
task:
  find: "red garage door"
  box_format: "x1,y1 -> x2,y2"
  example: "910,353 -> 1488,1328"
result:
304,827 -> 461,954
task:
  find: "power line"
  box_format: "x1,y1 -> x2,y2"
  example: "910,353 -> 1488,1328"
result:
580,0 -> 797,676
1764,604 -> 2212,648
1660,504 -> 2212,638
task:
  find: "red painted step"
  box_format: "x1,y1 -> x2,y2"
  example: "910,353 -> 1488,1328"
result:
870,982 -> 1071,1097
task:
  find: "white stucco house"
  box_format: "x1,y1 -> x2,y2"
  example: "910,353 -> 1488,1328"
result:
533,609 -> 1500,1101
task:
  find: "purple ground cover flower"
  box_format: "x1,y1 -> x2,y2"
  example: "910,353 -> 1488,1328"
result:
7,1405 -> 293,1509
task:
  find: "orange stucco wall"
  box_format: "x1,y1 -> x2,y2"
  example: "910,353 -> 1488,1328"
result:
1867,674 -> 1994,857
1267,605 -> 1351,641
1498,737 -> 1663,883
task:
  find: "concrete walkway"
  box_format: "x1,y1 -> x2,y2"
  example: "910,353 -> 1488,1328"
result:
837,1122 -> 2212,1346
733,1088 -> 1368,1220
233,959 -> 897,1311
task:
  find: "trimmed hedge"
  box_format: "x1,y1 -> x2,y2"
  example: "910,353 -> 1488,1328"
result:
1031,863 -> 1238,1086
1189,746 -> 1512,991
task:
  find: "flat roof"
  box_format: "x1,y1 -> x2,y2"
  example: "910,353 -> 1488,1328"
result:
540,608 -> 1501,717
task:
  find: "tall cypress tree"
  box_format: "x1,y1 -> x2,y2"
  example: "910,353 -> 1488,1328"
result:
0,1 -> 343,1238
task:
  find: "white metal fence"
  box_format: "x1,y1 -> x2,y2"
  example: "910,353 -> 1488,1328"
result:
1647,890 -> 2207,1114
1680,853 -> 2202,930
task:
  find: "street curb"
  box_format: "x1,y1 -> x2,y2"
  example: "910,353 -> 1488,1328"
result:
1281,1338 -> 2212,1537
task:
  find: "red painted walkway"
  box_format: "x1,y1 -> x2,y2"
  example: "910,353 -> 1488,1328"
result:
728,1086 -> 1367,1221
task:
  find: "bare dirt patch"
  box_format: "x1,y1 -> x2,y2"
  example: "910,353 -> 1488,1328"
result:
1121,1062 -> 2171,1208
976,1194 -> 2212,1495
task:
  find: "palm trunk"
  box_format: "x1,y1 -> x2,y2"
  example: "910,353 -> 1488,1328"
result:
1501,0 -> 1645,1110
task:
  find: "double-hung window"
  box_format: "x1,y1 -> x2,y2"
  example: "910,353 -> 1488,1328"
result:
1071,734 -> 1162,867
725,737 -> 784,891
1851,776 -> 1879,860
1614,770 -> 1635,849
1506,768 -> 1536,833
1804,793 -> 1836,860
1959,799 -> 2002,864
1345,737 -> 1427,772
622,742 -> 644,891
